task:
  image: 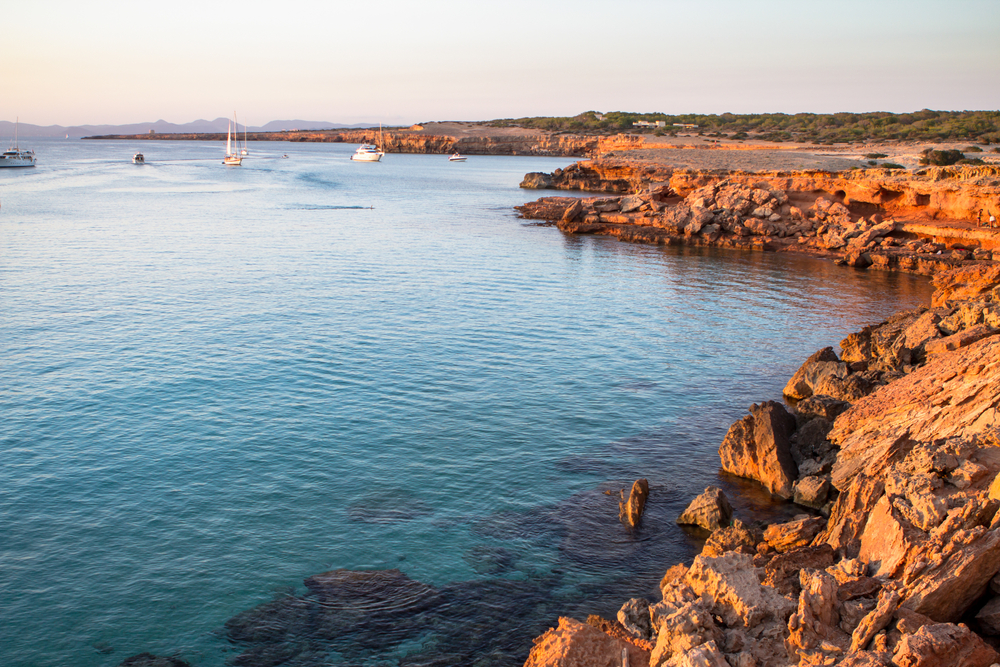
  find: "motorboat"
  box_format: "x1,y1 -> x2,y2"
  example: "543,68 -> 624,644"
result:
133,153 -> 145,164
350,144 -> 384,162
0,118 -> 36,168
223,112 -> 243,165
448,153 -> 467,162
351,123 -> 385,162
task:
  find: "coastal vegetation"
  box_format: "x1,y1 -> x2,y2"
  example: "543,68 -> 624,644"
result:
487,110 -> 1000,144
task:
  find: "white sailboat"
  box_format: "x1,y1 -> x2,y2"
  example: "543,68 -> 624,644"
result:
223,112 -> 243,166
0,118 -> 36,168
351,123 -> 385,162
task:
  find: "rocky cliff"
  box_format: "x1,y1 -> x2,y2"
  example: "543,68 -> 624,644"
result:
521,160 -> 1000,229
527,263 -> 1000,667
517,170 -> 1000,275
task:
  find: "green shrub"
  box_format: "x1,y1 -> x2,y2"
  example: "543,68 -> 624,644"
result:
957,158 -> 986,165
919,149 -> 965,166
964,146 -> 983,152
881,163 -> 906,169
865,152 -> 888,159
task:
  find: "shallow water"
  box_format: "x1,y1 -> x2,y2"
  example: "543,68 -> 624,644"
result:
0,139 -> 933,666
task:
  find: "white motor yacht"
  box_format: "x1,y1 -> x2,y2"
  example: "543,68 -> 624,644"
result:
133,153 -> 145,164
350,144 -> 384,162
448,153 -> 467,162
0,118 -> 36,168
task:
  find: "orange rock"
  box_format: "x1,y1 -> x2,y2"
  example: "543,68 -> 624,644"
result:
524,617 -> 651,667
891,622 -> 999,667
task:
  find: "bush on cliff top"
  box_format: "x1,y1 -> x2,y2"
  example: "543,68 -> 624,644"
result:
486,109 -> 1000,143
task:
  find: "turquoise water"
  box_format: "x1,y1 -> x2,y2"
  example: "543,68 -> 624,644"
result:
0,139 -> 933,666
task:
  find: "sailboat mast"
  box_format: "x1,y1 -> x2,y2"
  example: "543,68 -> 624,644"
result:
227,119 -> 232,156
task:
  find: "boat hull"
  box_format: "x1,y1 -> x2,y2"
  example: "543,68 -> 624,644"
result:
0,155 -> 36,168
223,155 -> 242,166
350,153 -> 382,162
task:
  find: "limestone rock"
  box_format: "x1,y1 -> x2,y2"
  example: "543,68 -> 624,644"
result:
561,199 -> 583,223
902,526 -> 1000,622
795,394 -> 851,422
763,516 -> 826,553
894,607 -> 935,635
924,325 -> 999,358
685,552 -> 795,628
677,487 -> 733,532
762,544 -> 837,597
649,602 -> 721,666
660,564 -> 691,600
783,347 -> 847,400
974,596 -> 1000,635
719,401 -> 798,499
524,617 -> 651,667
618,598 -> 653,640
794,476 -> 831,509
658,640 -> 728,667
851,588 -> 900,652
620,478 -> 650,529
700,519 -> 759,558
840,597 -> 878,635
785,569 -> 849,661
891,622 -> 999,667
521,172 -> 554,189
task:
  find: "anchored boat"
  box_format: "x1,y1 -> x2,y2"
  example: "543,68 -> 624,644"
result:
0,118 -> 36,168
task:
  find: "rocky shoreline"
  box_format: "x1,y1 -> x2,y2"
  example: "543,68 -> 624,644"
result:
517,162 -> 1000,666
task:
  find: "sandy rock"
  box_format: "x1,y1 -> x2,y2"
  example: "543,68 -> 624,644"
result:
902,526 -> 1000,622
891,622 -> 999,667
658,640 -> 728,667
660,564 -> 691,599
521,172 -> 554,189
763,516 -> 826,553
827,558 -> 868,584
619,598 -> 653,640
836,652 -> 893,666
821,474 -> 885,558
925,325 -> 999,358
524,617 -> 651,667
893,607 -> 935,635
795,395 -> 851,422
786,569 -> 849,661
790,417 -> 835,467
685,552 -> 795,628
561,199 -> 583,223
783,347 -> 847,400
947,459 -> 990,490
620,478 -> 650,529
677,487 -> 733,532
931,264 -> 1000,308
851,588 -> 900,652
762,545 -> 837,597
719,401 -> 798,499
974,596 -> 1000,635
840,597 -> 878,635
794,476 -> 831,509
649,602 -> 722,666
700,519 -> 759,558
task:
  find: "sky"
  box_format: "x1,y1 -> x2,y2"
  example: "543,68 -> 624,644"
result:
3,0 -> 999,126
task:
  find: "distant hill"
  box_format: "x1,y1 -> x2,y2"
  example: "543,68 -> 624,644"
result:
0,118 -> 373,138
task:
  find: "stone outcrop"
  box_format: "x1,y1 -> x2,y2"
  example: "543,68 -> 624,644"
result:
718,401 -> 798,499
620,478 -> 651,529
525,617 -> 651,667
676,487 -> 733,532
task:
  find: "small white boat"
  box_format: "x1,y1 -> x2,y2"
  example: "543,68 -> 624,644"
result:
351,123 -> 385,162
0,118 -> 36,168
448,153 -> 467,162
223,112 -> 243,166
133,153 -> 145,164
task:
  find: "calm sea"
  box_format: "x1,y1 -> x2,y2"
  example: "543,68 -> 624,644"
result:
0,139 -> 933,666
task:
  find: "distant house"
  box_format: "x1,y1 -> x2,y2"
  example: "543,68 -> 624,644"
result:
633,121 -> 666,128
149,129 -> 155,134
673,123 -> 698,129
594,113 -> 605,121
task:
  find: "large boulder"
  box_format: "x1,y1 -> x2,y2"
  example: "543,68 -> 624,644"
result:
719,401 -> 798,499
763,516 -> 826,553
685,552 -> 795,628
783,347 -> 847,400
524,616 -> 651,667
676,487 -> 733,532
891,622 -> 999,667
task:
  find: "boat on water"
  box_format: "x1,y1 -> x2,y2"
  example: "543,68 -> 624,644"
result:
351,123 -> 385,162
133,153 -> 145,164
0,118 -> 36,168
223,112 -> 243,166
448,153 -> 467,162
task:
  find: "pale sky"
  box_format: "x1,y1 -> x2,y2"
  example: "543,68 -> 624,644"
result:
3,0 -> 998,126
